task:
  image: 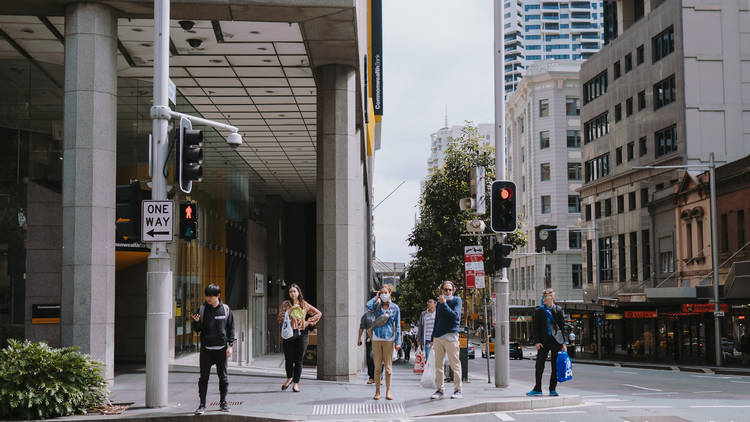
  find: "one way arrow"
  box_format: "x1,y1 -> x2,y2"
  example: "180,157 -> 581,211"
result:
147,229 -> 170,237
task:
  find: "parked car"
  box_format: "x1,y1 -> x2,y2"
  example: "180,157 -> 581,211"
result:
509,341 -> 523,360
482,336 -> 494,358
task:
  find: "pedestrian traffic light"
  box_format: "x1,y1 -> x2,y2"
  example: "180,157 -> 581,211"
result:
180,202 -> 198,241
490,180 -> 517,232
493,243 -> 514,270
178,117 -> 203,194
116,182 -> 147,243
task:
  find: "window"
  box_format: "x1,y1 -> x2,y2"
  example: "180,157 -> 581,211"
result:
740,210 -> 746,249
569,231 -> 582,249
568,195 -> 581,213
567,130 -> 581,148
522,175 -> 526,192
652,25 -> 675,63
617,195 -> 624,213
566,97 -> 580,116
638,90 -> 646,111
584,153 -> 611,182
637,44 -> 644,65
540,130 -> 550,149
604,198 -> 612,216
721,214 -> 729,252
616,147 -> 623,165
660,250 -> 674,273
626,97 -> 633,116
542,195 -> 551,214
521,146 -> 525,162
599,237 -> 614,281
613,60 -> 621,79
639,137 -> 647,156
640,188 -> 649,208
629,191 -> 637,211
629,232 -> 638,280
541,163 -> 551,181
584,111 -> 610,143
572,264 -> 583,289
654,75 -> 676,110
696,219 -> 704,254
618,234 -> 627,282
655,124 -> 678,157
583,70 -> 608,104
568,162 -> 582,180
625,53 -> 632,72
595,201 -> 601,219
587,239 -> 593,283
642,229 -> 651,280
585,204 -> 592,221
627,142 -> 634,161
539,99 -> 549,117
614,103 -> 622,122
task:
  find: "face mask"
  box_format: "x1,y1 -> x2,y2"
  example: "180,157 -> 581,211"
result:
380,293 -> 390,302
444,294 -> 453,301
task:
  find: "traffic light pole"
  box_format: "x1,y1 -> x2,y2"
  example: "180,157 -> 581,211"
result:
146,0 -> 171,408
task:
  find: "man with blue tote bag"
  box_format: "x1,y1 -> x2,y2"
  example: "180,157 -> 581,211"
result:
527,288 -> 567,397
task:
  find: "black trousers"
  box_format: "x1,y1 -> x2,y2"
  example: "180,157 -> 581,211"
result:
198,347 -> 228,405
365,339 -> 375,380
283,331 -> 308,383
534,340 -> 562,392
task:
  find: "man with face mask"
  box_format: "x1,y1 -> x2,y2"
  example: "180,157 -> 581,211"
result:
527,288 -> 567,397
429,281 -> 463,400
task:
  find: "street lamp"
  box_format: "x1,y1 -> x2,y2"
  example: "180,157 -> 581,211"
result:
634,152 -> 724,366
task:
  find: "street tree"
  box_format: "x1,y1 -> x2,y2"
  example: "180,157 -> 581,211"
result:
399,122 -> 527,324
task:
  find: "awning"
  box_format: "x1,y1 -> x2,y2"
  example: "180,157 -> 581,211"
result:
724,260 -> 750,300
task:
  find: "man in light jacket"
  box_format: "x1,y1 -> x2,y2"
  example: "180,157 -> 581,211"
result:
430,281 -> 463,400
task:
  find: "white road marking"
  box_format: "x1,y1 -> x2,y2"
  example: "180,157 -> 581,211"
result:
607,405 -> 673,409
588,398 -> 627,402
692,390 -> 722,394
582,394 -> 617,398
632,392 -> 678,396
730,380 -> 750,384
622,383 -> 662,391
493,413 -> 515,421
510,411 -> 588,415
614,370 -> 638,374
690,405 -> 750,408
692,375 -> 738,379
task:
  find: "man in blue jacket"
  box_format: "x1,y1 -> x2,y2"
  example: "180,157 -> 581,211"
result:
430,280 -> 463,400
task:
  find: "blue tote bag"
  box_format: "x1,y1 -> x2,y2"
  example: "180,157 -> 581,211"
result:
556,351 -> 573,383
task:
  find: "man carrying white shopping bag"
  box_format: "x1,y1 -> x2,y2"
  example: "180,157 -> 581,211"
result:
429,281 -> 462,400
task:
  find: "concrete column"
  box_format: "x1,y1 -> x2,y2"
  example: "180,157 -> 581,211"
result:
61,2 -> 117,382
315,64 -> 365,381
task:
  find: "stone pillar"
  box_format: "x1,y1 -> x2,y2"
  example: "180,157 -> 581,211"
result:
315,65 -> 365,381
61,2 -> 117,382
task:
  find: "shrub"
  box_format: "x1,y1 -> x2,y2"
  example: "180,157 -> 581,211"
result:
0,340 -> 110,420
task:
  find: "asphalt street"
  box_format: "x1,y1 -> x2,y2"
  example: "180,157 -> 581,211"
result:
401,347 -> 750,422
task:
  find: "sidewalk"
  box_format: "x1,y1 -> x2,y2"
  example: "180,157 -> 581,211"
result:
68,354 -> 580,421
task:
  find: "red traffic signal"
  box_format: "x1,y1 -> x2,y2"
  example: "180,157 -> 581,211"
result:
491,180 -> 517,233
500,187 -> 513,200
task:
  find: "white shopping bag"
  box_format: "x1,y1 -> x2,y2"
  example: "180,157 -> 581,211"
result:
420,349 -> 436,389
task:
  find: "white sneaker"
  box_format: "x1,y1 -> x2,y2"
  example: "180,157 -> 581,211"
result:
430,390 -> 444,400
451,390 -> 463,399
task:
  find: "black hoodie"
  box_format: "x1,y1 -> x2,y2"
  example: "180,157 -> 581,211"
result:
193,300 -> 236,349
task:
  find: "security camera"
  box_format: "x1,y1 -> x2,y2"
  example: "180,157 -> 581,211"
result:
178,20 -> 195,31
226,132 -> 243,149
186,38 -> 202,48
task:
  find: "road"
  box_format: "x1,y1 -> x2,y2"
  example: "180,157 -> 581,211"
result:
416,347 -> 749,422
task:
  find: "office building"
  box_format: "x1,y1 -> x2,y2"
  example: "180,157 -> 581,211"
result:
427,122 -> 493,175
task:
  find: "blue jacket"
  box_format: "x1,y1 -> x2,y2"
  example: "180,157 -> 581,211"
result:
431,296 -> 462,339
366,297 -> 402,346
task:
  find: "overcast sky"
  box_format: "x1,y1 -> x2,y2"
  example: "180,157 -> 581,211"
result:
373,0 -> 495,265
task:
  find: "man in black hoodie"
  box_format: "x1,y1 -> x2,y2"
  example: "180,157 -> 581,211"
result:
527,288 -> 567,397
192,284 -> 235,414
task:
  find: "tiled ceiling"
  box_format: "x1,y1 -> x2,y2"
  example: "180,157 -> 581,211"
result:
0,15 -> 317,202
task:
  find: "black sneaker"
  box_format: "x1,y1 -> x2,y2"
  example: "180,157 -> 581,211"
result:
219,402 -> 230,412
194,405 -> 206,415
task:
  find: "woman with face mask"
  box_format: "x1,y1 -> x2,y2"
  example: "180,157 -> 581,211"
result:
277,284 -> 322,392
366,284 -> 402,400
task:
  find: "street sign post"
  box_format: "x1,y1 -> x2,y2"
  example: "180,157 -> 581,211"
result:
141,200 -> 174,242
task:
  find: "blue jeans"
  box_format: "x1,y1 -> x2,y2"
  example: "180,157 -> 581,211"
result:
424,340 -> 432,361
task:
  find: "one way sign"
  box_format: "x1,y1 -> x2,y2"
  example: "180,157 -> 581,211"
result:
141,200 -> 174,242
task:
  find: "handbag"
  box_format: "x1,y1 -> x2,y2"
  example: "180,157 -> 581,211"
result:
556,350 -> 573,383
419,350 -> 436,389
281,311 -> 294,340
367,310 -> 392,338
413,347 -> 424,374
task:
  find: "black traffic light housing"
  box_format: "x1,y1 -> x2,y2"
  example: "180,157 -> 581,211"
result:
178,117 -> 203,194
493,243 -> 514,270
116,182 -> 149,243
491,180 -> 517,233
179,202 -> 198,241
535,225 -> 557,253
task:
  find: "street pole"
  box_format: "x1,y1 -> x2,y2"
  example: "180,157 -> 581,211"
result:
483,288 -> 491,383
594,220 -> 602,360
493,0 -> 509,389
541,247 -> 546,289
146,0 -> 172,407
708,152 -> 722,367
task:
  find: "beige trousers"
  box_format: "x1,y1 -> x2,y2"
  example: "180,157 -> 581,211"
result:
433,336 -> 462,392
372,340 -> 394,390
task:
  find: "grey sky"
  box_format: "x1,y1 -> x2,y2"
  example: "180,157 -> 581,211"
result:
373,0 -> 495,265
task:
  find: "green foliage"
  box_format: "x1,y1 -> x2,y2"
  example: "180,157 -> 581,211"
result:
0,340 -> 110,420
399,122 -> 527,324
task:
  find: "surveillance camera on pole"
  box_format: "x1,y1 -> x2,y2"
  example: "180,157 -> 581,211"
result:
460,167 -> 486,215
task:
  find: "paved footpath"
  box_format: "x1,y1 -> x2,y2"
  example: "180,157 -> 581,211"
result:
61,353 -> 579,421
